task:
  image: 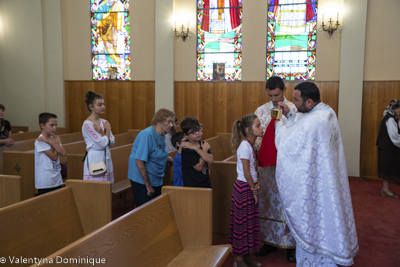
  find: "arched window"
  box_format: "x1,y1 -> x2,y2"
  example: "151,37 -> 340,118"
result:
267,0 -> 317,81
91,0 -> 130,80
197,0 -> 243,81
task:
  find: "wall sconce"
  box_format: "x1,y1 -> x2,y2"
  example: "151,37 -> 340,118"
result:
321,13 -> 341,37
173,21 -> 190,41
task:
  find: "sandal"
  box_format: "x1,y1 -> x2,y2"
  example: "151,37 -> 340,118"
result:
233,257 -> 248,267
243,254 -> 261,267
381,188 -> 398,198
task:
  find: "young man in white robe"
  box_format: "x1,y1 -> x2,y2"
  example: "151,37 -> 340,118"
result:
276,82 -> 359,266
254,77 -> 297,262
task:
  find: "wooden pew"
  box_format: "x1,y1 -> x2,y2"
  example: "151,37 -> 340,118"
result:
11,125 -> 29,133
66,130 -> 141,196
1,131 -> 140,202
11,127 -> 66,142
0,131 -> 83,173
31,186 -> 231,267
205,133 -> 232,161
204,133 -> 237,236
68,144 -> 133,196
0,180 -> 111,267
0,175 -> 21,208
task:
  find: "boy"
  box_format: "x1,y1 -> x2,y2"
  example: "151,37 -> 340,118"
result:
180,117 -> 213,188
35,113 -> 67,195
171,131 -> 185,186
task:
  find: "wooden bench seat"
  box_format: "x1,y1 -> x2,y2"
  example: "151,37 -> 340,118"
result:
10,125 -> 29,133
0,180 -> 111,266
31,186 -> 231,267
0,175 -> 21,208
0,131 -> 141,204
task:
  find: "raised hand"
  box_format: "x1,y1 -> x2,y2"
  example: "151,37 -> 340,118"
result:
202,141 -> 211,152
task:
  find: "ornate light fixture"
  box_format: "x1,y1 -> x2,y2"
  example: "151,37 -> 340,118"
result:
321,13 -> 341,37
173,21 -> 190,41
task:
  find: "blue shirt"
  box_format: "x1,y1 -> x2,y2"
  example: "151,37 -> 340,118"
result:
172,152 -> 183,186
128,126 -> 168,187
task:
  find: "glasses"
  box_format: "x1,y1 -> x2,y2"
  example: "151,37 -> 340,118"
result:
188,128 -> 201,135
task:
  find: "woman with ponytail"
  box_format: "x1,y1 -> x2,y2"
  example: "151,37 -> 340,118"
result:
229,114 -> 263,267
82,91 -> 115,183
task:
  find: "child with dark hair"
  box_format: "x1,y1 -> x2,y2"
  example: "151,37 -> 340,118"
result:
82,91 -> 115,183
180,117 -> 213,188
35,113 -> 67,195
0,104 -> 14,147
171,131 -> 185,186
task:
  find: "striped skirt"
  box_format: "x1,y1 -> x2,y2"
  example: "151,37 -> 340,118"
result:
229,180 -> 260,255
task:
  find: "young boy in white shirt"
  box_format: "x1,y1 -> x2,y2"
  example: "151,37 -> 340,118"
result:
35,113 -> 67,195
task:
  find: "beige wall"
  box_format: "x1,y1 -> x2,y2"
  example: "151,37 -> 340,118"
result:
0,0 -> 64,130
364,0 -> 400,81
59,0 -> 400,82
61,0 -> 155,81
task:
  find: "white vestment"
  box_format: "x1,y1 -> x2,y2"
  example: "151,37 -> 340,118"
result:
254,98 -> 297,248
275,102 -> 359,266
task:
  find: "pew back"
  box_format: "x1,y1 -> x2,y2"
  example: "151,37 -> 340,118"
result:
205,133 -> 232,161
11,127 -> 66,142
31,186 -> 224,267
0,175 -> 21,208
10,125 -> 29,133
0,180 -> 111,265
211,161 -> 237,235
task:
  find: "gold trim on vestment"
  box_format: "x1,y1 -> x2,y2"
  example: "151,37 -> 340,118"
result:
262,241 -> 296,249
259,216 -> 286,223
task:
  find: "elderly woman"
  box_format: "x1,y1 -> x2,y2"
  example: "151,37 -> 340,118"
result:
0,104 -> 14,147
128,108 -> 175,207
376,99 -> 400,198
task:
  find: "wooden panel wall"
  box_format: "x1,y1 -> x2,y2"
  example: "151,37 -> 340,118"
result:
174,81 -> 339,139
65,81 -> 155,134
360,81 -> 400,180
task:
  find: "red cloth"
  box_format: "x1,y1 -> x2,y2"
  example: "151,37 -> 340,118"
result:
258,118 -> 277,167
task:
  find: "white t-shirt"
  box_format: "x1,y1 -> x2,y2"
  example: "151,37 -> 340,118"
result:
236,140 -> 258,183
35,134 -> 63,189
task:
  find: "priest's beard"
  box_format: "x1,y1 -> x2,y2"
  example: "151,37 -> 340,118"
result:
296,102 -> 311,113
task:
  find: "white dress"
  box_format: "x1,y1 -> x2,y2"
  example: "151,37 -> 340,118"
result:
82,119 -> 115,183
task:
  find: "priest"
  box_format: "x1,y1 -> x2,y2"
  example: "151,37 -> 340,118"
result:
276,82 -> 359,266
254,77 -> 297,262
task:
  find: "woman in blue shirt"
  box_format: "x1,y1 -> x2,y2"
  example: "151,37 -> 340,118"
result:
128,108 -> 175,207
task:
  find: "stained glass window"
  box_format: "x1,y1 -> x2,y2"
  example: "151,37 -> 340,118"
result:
91,0 -> 130,80
197,0 -> 243,81
267,0 -> 317,81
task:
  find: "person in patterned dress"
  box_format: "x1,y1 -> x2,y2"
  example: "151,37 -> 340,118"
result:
254,77 -> 297,262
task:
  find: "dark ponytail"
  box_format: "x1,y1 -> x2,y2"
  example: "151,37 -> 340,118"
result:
84,91 -> 103,112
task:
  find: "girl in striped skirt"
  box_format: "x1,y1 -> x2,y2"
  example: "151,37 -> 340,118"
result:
229,114 -> 263,267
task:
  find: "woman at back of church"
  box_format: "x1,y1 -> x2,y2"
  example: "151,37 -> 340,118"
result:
0,104 -> 14,147
376,99 -> 400,198
82,91 -> 115,183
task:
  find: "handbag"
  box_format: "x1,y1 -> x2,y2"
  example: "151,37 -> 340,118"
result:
87,150 -> 107,176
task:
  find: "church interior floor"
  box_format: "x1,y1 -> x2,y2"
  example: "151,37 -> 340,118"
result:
112,179 -> 400,267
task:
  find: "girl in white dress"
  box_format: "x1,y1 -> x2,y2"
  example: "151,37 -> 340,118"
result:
82,91 -> 115,183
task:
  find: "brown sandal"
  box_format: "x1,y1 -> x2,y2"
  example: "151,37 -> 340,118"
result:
381,188 -> 398,198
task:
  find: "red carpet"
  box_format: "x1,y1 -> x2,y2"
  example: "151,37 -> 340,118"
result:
112,179 -> 400,266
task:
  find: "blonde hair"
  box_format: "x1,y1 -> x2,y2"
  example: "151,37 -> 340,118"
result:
151,108 -> 175,125
230,114 -> 258,154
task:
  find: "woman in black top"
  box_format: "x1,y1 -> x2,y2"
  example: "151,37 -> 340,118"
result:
376,99 -> 400,198
0,104 -> 14,147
